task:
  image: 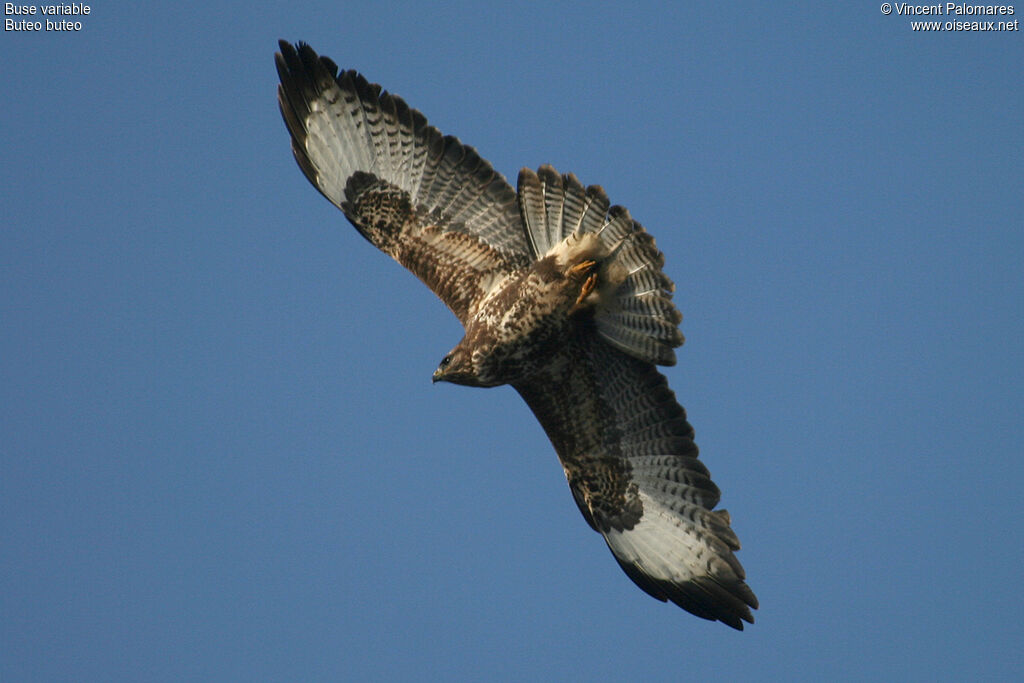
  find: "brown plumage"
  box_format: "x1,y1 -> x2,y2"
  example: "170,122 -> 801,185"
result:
275,40 -> 757,629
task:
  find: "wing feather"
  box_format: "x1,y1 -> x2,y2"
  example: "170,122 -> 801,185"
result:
514,332 -> 757,629
275,41 -> 531,322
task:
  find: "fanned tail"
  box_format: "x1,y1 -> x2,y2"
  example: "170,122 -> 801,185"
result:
517,165 -> 684,365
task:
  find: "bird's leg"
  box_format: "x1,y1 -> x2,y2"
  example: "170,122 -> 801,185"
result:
575,272 -> 598,307
568,260 -> 599,313
567,259 -> 597,279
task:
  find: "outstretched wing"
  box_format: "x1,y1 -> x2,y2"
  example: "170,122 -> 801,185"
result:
514,331 -> 758,629
275,41 -> 531,322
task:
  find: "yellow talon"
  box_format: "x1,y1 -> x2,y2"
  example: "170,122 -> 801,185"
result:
577,273 -> 598,303
567,260 -> 599,314
568,259 -> 597,278
571,272 -> 599,312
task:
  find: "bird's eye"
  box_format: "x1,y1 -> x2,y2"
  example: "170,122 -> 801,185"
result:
439,354 -> 452,369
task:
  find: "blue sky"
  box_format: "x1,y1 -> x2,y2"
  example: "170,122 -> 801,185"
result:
3,2 -> 1022,681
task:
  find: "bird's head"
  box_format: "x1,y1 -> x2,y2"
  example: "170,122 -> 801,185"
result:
432,345 -> 480,386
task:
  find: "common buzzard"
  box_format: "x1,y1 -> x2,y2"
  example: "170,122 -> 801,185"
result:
275,41 -> 757,629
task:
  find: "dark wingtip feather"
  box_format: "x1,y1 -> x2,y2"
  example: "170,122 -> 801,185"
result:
612,553 -> 757,631
275,41 -> 337,205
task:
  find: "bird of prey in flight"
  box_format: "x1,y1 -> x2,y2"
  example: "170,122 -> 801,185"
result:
275,40 -> 757,629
